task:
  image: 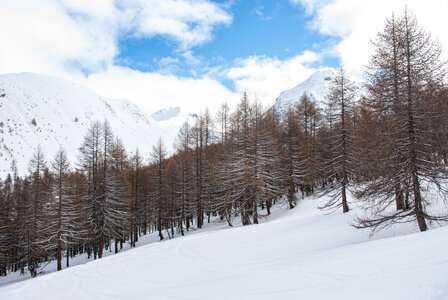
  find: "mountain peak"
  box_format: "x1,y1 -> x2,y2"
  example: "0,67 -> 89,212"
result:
151,107 -> 181,122
0,72 -> 177,177
273,69 -> 335,116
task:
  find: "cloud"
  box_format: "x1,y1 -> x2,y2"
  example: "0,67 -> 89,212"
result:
0,0 -> 236,116
79,51 -> 323,117
0,0 -> 232,76
7,0 -> 447,124
291,0 -> 448,75
251,6 -> 273,21
82,66 -> 240,116
134,0 -> 233,50
289,0 -> 331,15
227,51 -> 321,108
0,0 -> 118,76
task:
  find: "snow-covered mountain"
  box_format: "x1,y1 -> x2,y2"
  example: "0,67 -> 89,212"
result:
151,106 -> 181,122
273,69 -> 334,116
0,73 -> 178,177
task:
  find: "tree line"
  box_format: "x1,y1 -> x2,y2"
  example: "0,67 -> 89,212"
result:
0,9 -> 447,277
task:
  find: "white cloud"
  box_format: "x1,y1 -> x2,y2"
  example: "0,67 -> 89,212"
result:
7,0 -> 446,123
181,51 -> 202,66
79,52 -> 322,117
251,6 -> 273,21
289,0 -> 331,15
0,0 -> 236,116
134,0 -> 233,50
0,0 -> 118,76
82,66 -> 240,116
0,0 -> 232,76
60,0 -> 119,19
156,57 -> 181,74
227,51 -> 321,108
293,0 -> 448,75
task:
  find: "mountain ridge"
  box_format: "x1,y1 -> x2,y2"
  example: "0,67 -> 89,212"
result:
273,69 -> 335,116
0,72 -> 177,177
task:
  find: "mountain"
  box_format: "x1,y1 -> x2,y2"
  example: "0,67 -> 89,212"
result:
151,106 -> 181,122
273,69 -> 334,116
0,72 -> 177,177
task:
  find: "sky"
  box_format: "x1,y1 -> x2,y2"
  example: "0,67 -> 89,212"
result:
1,0 -> 448,116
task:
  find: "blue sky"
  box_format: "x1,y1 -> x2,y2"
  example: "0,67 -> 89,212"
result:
116,0 -> 339,88
1,0 -> 446,114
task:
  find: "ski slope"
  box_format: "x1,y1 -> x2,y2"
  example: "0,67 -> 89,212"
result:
1,195 -> 447,299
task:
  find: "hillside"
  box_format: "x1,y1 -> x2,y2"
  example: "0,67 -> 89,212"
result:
0,73 -> 178,177
0,194 -> 447,299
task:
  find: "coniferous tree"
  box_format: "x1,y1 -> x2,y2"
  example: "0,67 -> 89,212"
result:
216,102 -> 230,145
25,146 -> 48,277
50,148 -> 73,271
357,10 -> 448,231
174,123 -> 194,234
0,177 -> 12,276
297,93 -> 321,194
100,121 -> 129,255
190,111 -> 214,228
79,121 -> 101,259
165,157 -> 180,237
129,149 -> 143,247
249,100 -> 283,223
321,66 -> 357,213
282,106 -> 301,207
64,170 -> 87,267
230,92 -> 253,225
151,138 -> 167,240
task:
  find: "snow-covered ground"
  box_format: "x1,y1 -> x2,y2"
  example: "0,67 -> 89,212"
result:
1,194 -> 447,299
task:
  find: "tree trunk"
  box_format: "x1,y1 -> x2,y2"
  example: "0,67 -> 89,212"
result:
341,182 -> 349,213
394,183 -> 405,210
57,238 -> 62,271
413,174 -> 427,231
66,247 -> 69,267
253,201 -> 258,224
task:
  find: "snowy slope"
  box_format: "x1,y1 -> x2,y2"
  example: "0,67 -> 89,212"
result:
0,73 -> 178,177
1,194 -> 447,299
273,69 -> 334,116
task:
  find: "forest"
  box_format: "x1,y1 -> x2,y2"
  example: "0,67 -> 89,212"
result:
0,10 -> 447,278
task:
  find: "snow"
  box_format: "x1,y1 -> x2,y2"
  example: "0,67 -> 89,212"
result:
1,193 -> 447,299
151,106 -> 181,121
0,72 -> 180,177
273,69 -> 335,116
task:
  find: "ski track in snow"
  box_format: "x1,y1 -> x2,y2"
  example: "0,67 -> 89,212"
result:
1,193 -> 448,299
